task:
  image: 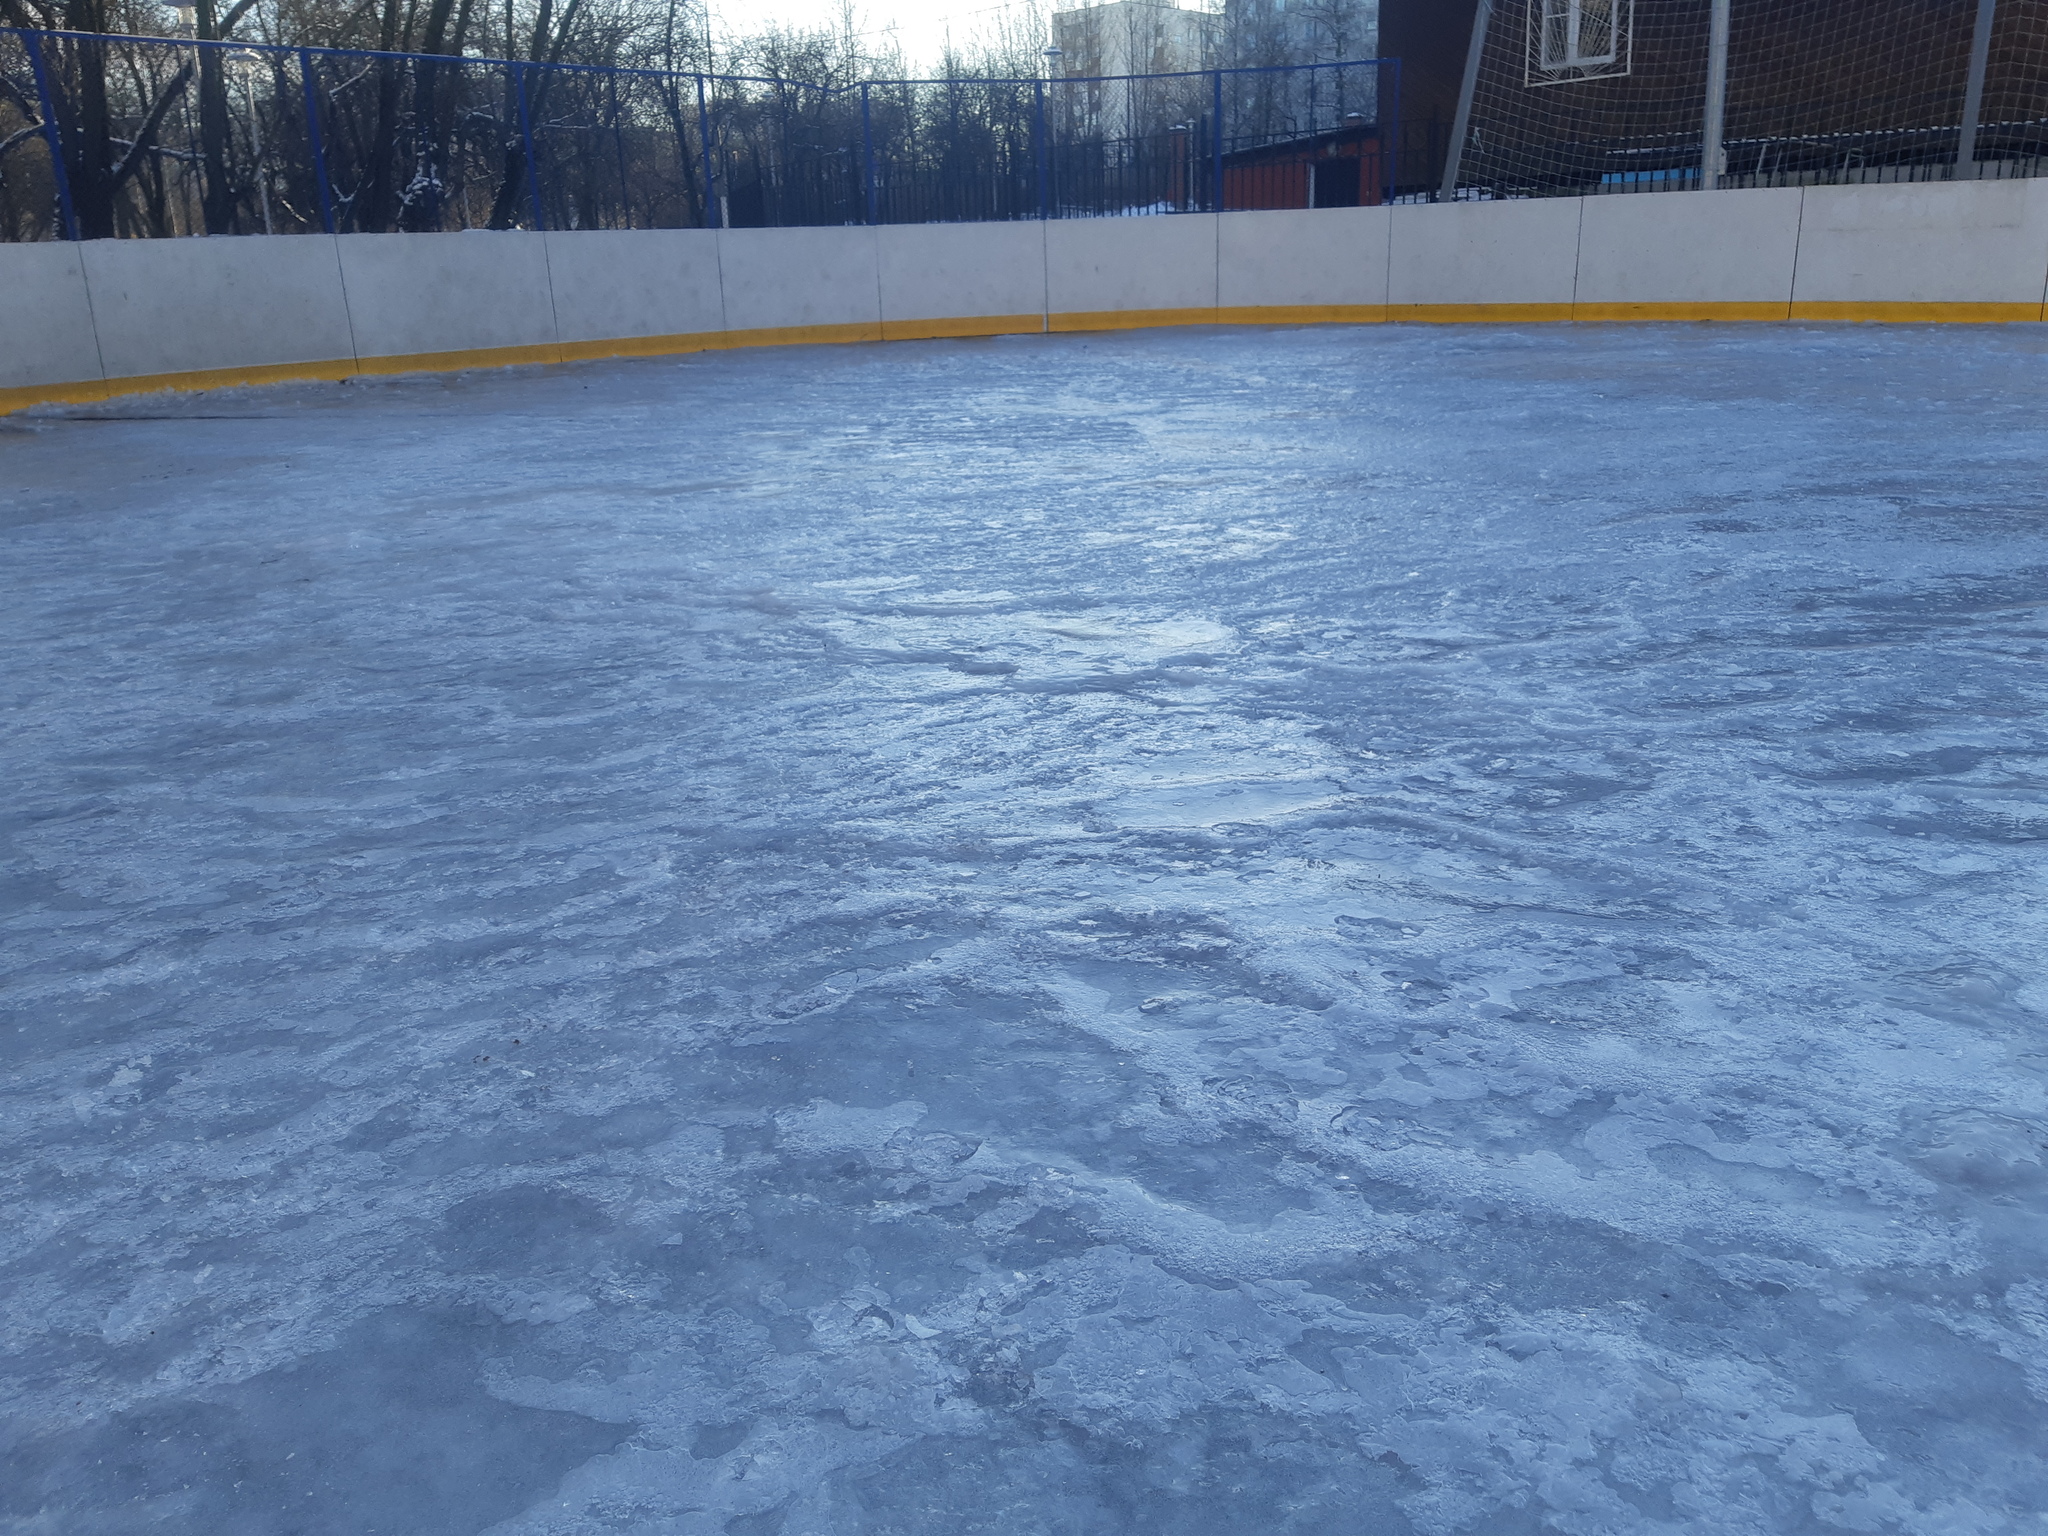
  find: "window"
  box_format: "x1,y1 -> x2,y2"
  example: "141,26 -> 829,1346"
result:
1528,0 -> 1632,84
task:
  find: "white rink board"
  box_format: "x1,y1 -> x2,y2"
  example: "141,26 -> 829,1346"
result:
1218,206 -> 1390,313
0,241 -> 101,390
545,229 -> 726,343
719,225 -> 883,335
1575,186 -> 1803,311
339,231 -> 560,360
877,221 -> 1047,327
1389,197 -> 1581,311
82,234 -> 355,379
1046,213 -> 1219,319
1792,178 -> 2048,309
3,178 -> 2045,404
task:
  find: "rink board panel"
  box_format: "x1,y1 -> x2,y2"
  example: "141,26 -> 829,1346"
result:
4,180 -> 2045,411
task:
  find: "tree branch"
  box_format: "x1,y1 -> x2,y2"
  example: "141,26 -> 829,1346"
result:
0,71 -> 36,118
0,123 -> 48,160
0,0 -> 60,28
216,0 -> 262,35
108,60 -> 193,194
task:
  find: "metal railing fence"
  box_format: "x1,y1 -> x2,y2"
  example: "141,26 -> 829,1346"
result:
0,29 -> 1402,240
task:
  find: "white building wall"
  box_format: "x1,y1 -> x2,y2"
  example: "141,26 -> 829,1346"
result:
1053,0 -> 1216,80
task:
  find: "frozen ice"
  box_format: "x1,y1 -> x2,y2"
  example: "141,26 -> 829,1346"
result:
3,323 -> 2047,1535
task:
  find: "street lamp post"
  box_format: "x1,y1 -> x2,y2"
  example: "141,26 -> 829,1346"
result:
1037,43 -> 1061,221
233,51 -> 275,234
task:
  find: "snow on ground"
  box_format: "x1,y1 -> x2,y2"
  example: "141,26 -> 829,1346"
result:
3,323 -> 2047,1536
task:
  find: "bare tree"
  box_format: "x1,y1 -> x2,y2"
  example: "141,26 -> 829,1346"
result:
1,0 -> 205,236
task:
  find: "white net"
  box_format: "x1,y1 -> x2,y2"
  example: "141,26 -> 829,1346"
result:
1444,0 -> 2048,199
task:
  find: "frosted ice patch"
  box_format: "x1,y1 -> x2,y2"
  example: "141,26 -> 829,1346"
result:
1102,776 -> 1342,829
485,1288 -> 596,1325
1141,618 -> 1234,651
101,1267 -> 214,1345
1034,614 -> 1235,654
106,1059 -> 148,1090
1233,1046 -> 1347,1086
774,1099 -> 928,1156
814,576 -> 922,594
911,588 -> 1021,606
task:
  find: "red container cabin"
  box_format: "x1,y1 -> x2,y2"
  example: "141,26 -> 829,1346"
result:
1219,119 -> 1386,210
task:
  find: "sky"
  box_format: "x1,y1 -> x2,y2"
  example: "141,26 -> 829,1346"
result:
711,0 -> 1048,69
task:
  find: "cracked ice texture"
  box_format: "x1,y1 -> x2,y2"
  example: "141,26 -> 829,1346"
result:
3,323 -> 2047,1536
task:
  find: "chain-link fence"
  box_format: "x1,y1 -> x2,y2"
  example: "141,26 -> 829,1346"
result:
1440,0 -> 2048,199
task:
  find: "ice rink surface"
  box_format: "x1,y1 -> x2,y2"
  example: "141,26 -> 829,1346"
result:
4,323 -> 2047,1536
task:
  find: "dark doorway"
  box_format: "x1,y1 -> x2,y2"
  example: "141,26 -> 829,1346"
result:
1312,158 -> 1362,207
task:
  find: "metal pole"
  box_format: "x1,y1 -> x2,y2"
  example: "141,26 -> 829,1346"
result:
696,73 -> 718,228
24,33 -> 79,241
860,82 -> 877,225
300,49 -> 335,233
610,70 -> 632,228
1210,68 -> 1223,213
242,61 -> 274,235
1033,77 -> 1048,220
1701,0 -> 1730,190
1957,0 -> 1997,173
1384,57 -> 1401,205
1439,0 -> 1493,201
515,61 -> 545,230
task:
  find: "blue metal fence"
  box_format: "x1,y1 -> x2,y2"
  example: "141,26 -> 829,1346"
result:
0,28 -> 1404,241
